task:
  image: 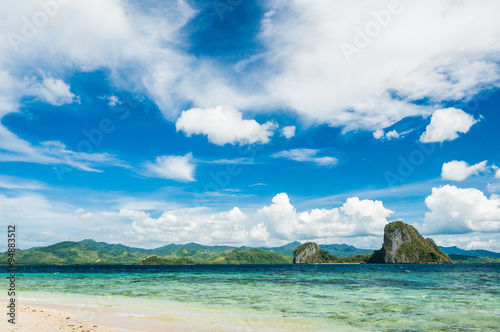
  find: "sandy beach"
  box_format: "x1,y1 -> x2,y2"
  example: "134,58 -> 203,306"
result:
0,301 -> 231,332
0,304 -> 116,332
0,299 -> 346,332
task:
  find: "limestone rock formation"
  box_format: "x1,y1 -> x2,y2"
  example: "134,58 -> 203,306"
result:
369,221 -> 452,263
293,242 -> 335,263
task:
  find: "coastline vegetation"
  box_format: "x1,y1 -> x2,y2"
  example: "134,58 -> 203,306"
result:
0,235 -> 498,265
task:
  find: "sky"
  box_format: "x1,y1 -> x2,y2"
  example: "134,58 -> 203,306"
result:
0,0 -> 499,252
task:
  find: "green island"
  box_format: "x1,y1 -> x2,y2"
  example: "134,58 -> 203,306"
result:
1,221 -> 498,265
367,221 -> 452,263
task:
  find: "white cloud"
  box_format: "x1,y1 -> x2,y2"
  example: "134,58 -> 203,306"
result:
109,192 -> 394,246
26,75 -> 79,106
102,209 -> 151,221
142,153 -> 196,182
0,0 -> 198,119
466,239 -> 498,251
0,69 -> 126,174
107,95 -> 121,107
373,129 -> 384,140
0,131 -> 128,173
487,167 -> 500,193
272,149 -> 338,166
74,209 -> 94,219
430,234 -> 500,252
0,1 -> 499,133
200,157 -> 254,165
124,207 -> 253,245
0,192 -> 94,249
79,212 -> 93,220
254,0 -> 500,131
0,175 -> 47,190
373,129 -> 400,140
257,193 -> 394,241
249,183 -> 267,188
3,187 -> 497,251
0,191 -> 141,250
385,130 -> 399,140
441,160 -> 488,181
420,108 -> 478,143
2,0 -> 500,135
422,185 -> 500,234
176,106 -> 278,145
281,126 -> 296,139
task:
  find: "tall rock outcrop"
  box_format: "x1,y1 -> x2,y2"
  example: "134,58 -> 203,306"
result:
369,221 -> 452,263
293,242 -> 336,264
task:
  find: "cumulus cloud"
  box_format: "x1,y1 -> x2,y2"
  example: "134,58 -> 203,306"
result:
281,126 -> 296,139
441,160 -> 488,181
142,153 -> 196,182
385,130 -> 400,140
176,106 -> 278,145
420,108 -> 478,143
107,96 -> 121,107
124,207 -> 253,245
422,185 -> 500,234
373,129 -> 400,140
373,129 -> 384,140
272,149 -> 338,166
257,193 -> 394,241
109,193 -> 394,246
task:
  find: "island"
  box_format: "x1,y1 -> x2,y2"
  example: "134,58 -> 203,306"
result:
294,221 -> 452,264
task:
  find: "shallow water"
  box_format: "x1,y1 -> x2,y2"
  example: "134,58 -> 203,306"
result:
2,264 -> 499,331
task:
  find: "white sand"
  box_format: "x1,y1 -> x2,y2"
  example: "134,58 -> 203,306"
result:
0,299 -> 356,331
0,304 -> 116,332
0,301 -> 223,331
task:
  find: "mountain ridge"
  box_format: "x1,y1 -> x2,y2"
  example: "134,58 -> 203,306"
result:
2,238 -> 499,265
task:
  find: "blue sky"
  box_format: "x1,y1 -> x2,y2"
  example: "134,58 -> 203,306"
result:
0,0 -> 499,251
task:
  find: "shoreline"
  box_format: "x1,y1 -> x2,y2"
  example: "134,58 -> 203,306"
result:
0,299 -> 350,332
0,300 -> 233,332
0,303 -> 117,332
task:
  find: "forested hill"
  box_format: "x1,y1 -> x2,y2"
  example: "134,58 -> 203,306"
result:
1,239 -> 498,265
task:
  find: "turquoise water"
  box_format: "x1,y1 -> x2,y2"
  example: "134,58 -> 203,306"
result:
2,264 -> 499,331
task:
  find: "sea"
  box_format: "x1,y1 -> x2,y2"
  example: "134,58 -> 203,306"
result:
1,264 -> 499,331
